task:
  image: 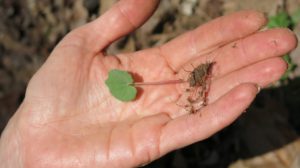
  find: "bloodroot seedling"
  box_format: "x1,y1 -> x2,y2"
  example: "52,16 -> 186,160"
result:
105,69 -> 183,102
105,62 -> 215,112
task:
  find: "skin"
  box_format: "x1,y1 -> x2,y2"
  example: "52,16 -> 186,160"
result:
0,0 -> 297,167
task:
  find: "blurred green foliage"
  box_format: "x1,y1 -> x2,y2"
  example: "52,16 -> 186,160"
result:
267,11 -> 291,28
291,8 -> 300,26
267,10 -> 299,81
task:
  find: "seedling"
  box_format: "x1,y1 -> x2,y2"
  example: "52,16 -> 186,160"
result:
105,69 -> 183,102
105,62 -> 214,114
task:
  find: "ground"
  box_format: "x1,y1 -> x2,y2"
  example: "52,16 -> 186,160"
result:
0,0 -> 299,167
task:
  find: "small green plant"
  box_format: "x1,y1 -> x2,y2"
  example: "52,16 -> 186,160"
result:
105,69 -> 183,102
105,69 -> 137,102
267,11 -> 298,80
105,63 -> 214,115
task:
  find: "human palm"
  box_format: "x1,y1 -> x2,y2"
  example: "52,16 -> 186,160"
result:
0,1 -> 297,168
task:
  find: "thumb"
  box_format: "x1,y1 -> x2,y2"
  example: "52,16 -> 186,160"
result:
79,0 -> 160,52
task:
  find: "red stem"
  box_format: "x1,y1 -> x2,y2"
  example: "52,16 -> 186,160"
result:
132,79 -> 185,86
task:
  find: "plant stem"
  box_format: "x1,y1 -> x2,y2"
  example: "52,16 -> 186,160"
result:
132,79 -> 185,86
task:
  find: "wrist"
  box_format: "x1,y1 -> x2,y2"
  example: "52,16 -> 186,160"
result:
0,106 -> 24,167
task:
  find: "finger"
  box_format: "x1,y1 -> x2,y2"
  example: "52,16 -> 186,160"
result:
208,57 -> 286,103
210,28 -> 297,78
160,10 -> 267,71
159,83 -> 258,155
63,0 -> 159,52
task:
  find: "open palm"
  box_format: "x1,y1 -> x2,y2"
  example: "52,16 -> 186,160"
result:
0,0 -> 297,168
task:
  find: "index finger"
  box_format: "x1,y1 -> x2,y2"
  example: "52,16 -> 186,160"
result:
160,10 -> 267,71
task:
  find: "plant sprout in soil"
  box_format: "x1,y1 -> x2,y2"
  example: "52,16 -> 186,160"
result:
105,62 -> 214,113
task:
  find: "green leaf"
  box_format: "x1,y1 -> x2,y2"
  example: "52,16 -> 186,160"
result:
267,11 -> 291,28
105,69 -> 137,102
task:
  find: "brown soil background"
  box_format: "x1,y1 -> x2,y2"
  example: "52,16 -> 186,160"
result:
0,0 -> 300,167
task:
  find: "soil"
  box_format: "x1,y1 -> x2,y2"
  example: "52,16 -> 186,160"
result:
0,0 -> 299,167
183,62 -> 214,113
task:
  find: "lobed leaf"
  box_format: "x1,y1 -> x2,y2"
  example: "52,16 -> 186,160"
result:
105,69 -> 137,102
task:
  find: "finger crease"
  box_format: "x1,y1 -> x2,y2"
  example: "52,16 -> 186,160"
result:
92,31 -> 114,51
106,126 -> 114,161
157,46 -> 177,72
116,3 -> 137,30
129,124 -> 136,158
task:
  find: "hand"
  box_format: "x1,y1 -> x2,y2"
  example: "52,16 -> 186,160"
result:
0,0 -> 297,167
